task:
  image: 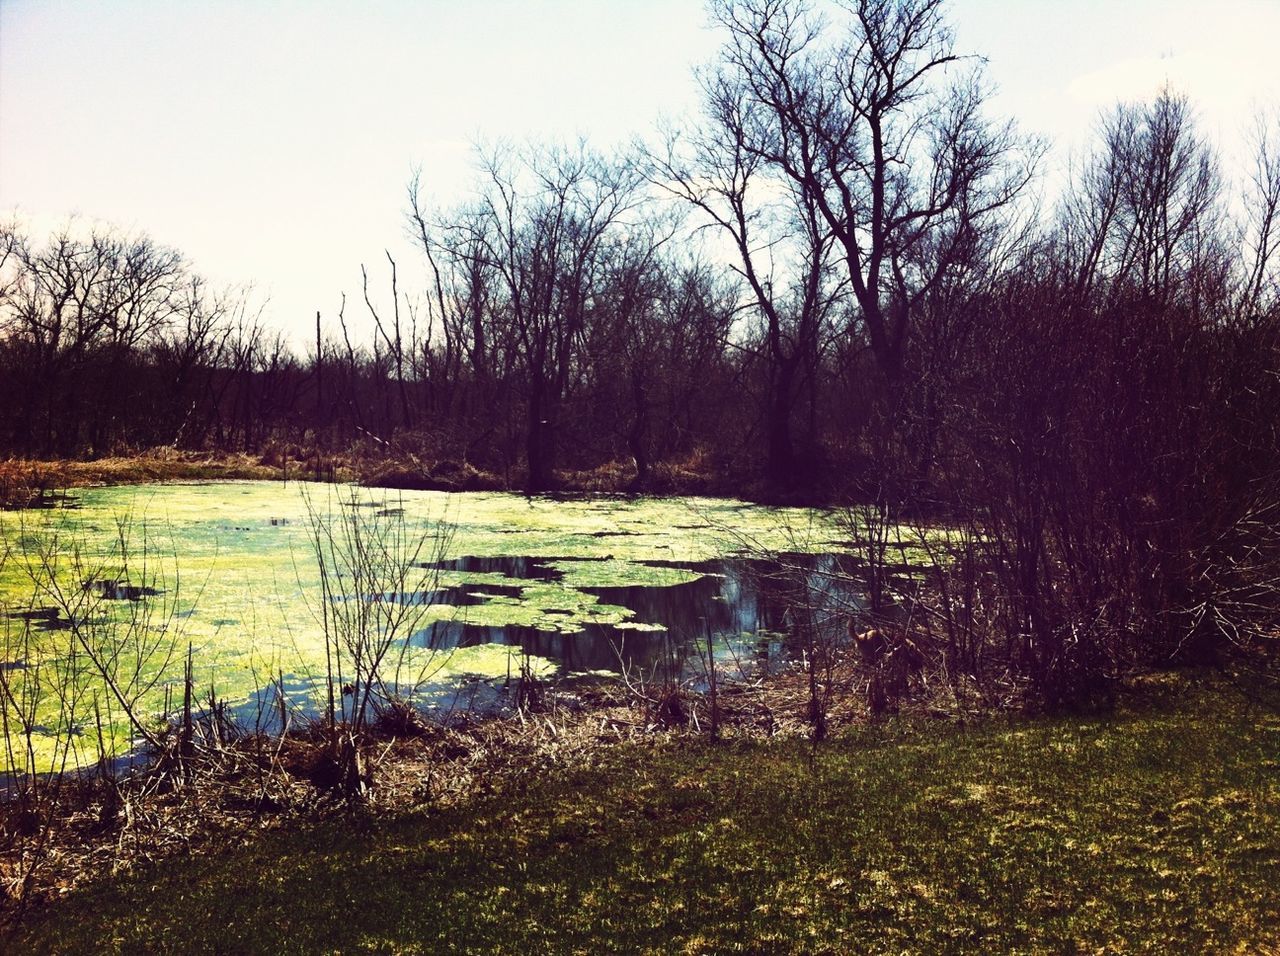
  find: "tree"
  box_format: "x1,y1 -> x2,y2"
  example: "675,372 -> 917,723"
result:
0,224 -> 191,454
411,144 -> 643,492
1064,91 -> 1226,308
1239,108 -> 1280,320
652,66 -> 845,490
706,0 -> 1038,404
582,236 -> 737,487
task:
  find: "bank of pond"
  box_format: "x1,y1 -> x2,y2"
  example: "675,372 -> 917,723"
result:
10,673 -> 1279,952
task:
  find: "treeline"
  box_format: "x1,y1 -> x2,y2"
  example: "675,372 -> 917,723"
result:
0,198 -> 750,488
1,0 -> 1277,703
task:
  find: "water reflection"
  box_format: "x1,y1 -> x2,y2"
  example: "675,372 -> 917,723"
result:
223,551 -> 878,732
414,552 -> 868,680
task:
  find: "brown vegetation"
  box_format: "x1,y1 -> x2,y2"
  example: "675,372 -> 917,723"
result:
0,641 -> 910,918
0,448 -> 340,509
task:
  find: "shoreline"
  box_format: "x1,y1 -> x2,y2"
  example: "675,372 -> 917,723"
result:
0,448 -> 848,509
0,647 -> 880,917
8,670 -> 1276,951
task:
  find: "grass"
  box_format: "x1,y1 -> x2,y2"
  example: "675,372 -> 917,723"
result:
0,444 -> 744,501
8,672 -> 1280,953
0,449 -> 320,506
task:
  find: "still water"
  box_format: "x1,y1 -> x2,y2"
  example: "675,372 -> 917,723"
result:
0,481 -> 865,769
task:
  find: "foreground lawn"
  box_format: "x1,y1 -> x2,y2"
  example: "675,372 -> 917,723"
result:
11,674 -> 1280,953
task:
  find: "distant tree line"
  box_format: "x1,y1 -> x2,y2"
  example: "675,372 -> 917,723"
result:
1,0 -> 1277,705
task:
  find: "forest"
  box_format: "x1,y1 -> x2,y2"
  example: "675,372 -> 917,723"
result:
2,1 -> 1280,945
4,0 -> 1278,708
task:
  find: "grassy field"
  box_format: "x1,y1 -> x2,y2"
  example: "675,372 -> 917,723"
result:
8,673 -> 1280,953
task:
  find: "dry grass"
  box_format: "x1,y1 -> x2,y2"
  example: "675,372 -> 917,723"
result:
0,440 -> 750,502
0,645 -> 898,918
0,447 -> 337,509
359,458 -> 505,492
0,447 -> 363,507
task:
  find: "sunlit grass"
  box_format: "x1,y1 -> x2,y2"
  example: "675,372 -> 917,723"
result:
10,672 -> 1279,953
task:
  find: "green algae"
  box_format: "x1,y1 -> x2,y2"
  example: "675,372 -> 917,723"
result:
418,584 -> 635,633
544,558 -> 708,590
0,481 -> 851,771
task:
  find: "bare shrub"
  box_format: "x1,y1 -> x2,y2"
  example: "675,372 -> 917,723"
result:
301,487 -> 453,799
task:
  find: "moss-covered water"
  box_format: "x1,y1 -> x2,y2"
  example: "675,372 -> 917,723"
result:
0,481 -> 861,772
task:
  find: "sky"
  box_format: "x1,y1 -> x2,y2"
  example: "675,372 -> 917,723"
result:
2,0 -> 1279,343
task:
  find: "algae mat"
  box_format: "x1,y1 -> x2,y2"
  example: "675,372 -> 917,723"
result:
0,481 -> 845,771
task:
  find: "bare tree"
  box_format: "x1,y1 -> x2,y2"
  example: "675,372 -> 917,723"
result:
0,225 -> 188,454
1065,91 -> 1227,309
1239,108 -> 1280,320
706,0 -> 1038,403
412,144 -> 644,492
362,252 -> 416,431
652,66 -> 846,490
410,183 -> 513,461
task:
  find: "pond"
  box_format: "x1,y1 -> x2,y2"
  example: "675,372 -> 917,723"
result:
0,481 -> 878,772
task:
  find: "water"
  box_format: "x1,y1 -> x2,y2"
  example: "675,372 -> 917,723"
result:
0,481 -> 873,769
409,552 -> 865,677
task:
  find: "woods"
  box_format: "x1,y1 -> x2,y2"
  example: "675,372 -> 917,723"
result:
0,0 -> 1277,712
3,3 -> 1280,948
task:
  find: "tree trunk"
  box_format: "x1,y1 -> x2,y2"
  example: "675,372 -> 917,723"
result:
628,370 -> 650,490
525,380 -> 554,493
766,363 -> 797,490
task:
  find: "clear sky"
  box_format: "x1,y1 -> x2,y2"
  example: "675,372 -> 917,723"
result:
3,0 -> 1278,342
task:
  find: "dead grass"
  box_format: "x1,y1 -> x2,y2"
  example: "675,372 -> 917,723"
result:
0,448 -> 362,506
0,441 -> 755,502
359,458 -> 506,492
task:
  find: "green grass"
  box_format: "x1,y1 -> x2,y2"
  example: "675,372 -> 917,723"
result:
10,673 -> 1280,953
